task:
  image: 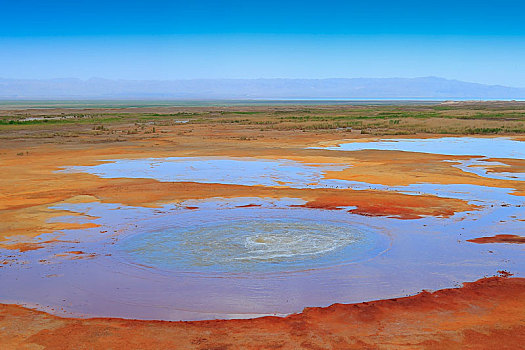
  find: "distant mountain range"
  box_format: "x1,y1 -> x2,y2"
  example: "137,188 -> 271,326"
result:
0,77 -> 524,100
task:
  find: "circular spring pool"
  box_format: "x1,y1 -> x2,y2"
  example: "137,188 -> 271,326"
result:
118,210 -> 390,274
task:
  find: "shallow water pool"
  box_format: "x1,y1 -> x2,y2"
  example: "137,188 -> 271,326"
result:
1,136 -> 523,321
314,137 -> 525,159
119,216 -> 389,274
62,157 -> 346,188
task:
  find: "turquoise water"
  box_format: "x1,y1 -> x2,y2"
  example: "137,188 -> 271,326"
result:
120,218 -> 388,273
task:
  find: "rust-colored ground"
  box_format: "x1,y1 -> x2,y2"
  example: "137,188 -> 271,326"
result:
1,105 -> 524,349
0,277 -> 524,350
1,121 -> 495,246
467,234 -> 525,244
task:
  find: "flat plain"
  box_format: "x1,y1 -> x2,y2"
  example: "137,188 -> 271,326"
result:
1,101 -> 524,349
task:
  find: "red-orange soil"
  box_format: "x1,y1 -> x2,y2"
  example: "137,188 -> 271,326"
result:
467,234 -> 525,244
0,277 -> 524,350
293,192 -> 470,219
0,239 -> 76,253
2,122 -> 523,244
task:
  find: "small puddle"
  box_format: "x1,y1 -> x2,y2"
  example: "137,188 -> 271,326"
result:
450,159 -> 525,181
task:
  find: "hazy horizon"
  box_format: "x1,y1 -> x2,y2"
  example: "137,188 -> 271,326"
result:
1,77 -> 524,100
2,76 -> 524,89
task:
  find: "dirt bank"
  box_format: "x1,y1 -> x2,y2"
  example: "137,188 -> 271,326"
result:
0,276 -> 523,350
467,234 -> 525,244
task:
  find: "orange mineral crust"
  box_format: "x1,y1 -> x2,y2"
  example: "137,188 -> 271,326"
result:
0,277 -> 523,350
293,192 -> 471,219
0,180 -> 476,245
467,234 -> 525,244
1,121 -> 523,244
321,149 -> 525,194
481,158 -> 525,174
0,155 -> 476,243
0,239 -> 80,253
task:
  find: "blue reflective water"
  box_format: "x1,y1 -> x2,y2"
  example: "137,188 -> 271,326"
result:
316,137 -> 525,159
2,136 -> 523,321
1,199 -> 522,321
62,157 -> 346,187
120,215 -> 389,273
450,159 -> 525,181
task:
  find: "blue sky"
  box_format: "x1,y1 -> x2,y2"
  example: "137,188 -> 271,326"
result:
1,0 -> 524,86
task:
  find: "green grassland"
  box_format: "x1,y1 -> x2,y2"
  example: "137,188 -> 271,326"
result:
1,101 -> 524,137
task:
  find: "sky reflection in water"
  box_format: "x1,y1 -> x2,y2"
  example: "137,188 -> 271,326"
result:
1,137 -> 523,320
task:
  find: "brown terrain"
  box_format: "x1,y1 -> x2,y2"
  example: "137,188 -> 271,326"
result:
467,234 -> 525,244
1,103 -> 524,349
1,276 -> 524,350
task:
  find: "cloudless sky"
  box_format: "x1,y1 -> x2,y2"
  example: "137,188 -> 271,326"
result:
1,0 -> 524,86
